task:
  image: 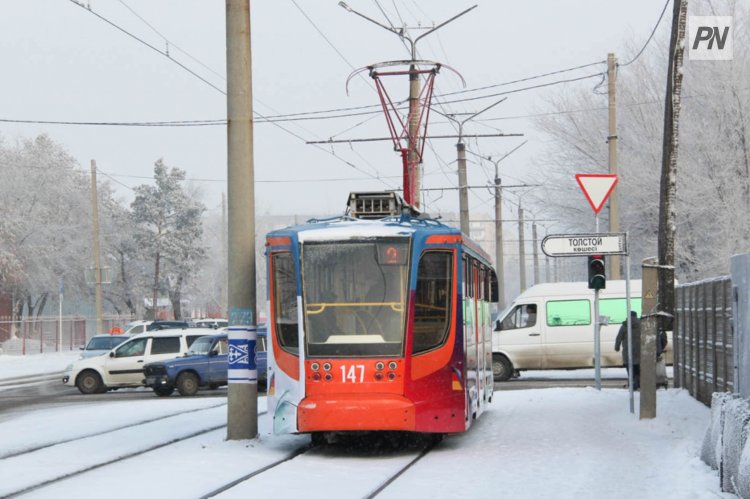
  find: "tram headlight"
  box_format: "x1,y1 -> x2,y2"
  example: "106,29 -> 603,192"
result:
311,362 -> 320,371
388,361 -> 398,370
374,371 -> 384,381
324,373 -> 333,381
387,371 -> 397,381
312,372 -> 321,381
375,361 -> 384,370
323,362 -> 332,371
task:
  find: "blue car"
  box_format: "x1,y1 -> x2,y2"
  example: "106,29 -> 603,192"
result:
143,330 -> 267,396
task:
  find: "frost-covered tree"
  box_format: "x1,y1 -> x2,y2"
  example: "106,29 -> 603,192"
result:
529,0 -> 749,281
0,135 -> 95,319
131,160 -> 206,319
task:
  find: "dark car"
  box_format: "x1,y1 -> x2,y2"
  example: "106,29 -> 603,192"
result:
147,320 -> 190,331
143,330 -> 267,396
79,333 -> 131,359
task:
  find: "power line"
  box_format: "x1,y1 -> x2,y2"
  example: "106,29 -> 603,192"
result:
67,0 -> 395,189
117,0 -> 226,81
0,118 -> 225,127
619,0 -> 671,67
67,0 -> 226,95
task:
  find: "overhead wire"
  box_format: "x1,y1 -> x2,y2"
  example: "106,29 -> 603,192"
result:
619,0 -> 671,67
66,0 -> 396,190
117,0 -> 226,81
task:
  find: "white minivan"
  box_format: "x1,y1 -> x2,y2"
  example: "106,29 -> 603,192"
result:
491,280 -> 671,381
63,328 -> 214,394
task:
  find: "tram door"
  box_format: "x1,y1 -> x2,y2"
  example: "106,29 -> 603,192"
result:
462,255 -> 478,420
472,260 -> 483,411
267,251 -> 305,434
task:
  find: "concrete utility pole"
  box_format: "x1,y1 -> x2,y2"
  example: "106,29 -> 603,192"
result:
89,160 -> 104,334
518,203 -> 526,293
641,257 -> 659,419
532,222 -> 540,285
607,53 -> 620,280
226,0 -> 258,440
494,170 -> 505,308
221,193 -> 228,317
445,99 -> 506,235
457,142 -> 469,235
657,0 -> 687,337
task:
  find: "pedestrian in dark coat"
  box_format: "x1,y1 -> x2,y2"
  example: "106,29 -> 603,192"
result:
615,311 -> 641,389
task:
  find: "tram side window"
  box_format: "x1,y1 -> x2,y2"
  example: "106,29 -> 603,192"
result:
413,251 -> 453,354
272,252 -> 299,354
546,299 -> 591,327
462,256 -> 468,298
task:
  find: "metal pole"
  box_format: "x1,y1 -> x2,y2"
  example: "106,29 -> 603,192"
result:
594,288 -> 601,390
608,53 -> 620,279
594,211 -> 601,389
226,0 -> 258,440
408,61 -> 421,208
90,160 -> 104,335
626,253 -> 634,413
494,165 -> 505,309
457,140 -> 469,235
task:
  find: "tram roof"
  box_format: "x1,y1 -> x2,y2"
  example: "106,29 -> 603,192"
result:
267,215 -> 459,243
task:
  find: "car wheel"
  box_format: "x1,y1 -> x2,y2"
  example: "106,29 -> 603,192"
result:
153,385 -> 175,397
176,372 -> 199,396
492,355 -> 512,382
77,370 -> 104,394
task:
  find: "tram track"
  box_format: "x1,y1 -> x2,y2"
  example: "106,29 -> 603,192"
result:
0,401 -> 228,460
202,433 -> 441,499
1,404 -> 244,498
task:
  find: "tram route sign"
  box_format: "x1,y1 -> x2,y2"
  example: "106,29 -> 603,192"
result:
541,232 -> 628,257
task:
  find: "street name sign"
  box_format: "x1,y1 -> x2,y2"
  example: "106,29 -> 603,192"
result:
541,232 -> 628,257
575,174 -> 618,214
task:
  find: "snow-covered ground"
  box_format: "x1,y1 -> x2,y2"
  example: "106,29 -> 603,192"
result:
0,353 -> 731,498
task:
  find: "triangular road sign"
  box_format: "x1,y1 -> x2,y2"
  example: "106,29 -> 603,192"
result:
575,174 -> 618,214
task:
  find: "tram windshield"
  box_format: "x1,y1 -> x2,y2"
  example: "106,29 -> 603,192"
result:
302,239 -> 409,357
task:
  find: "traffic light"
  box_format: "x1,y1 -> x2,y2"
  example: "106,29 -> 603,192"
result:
588,255 -> 606,290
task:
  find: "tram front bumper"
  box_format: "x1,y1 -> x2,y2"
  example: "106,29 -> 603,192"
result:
298,393 -> 416,432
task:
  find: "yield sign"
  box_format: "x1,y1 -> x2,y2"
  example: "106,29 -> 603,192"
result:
575,174 -> 618,214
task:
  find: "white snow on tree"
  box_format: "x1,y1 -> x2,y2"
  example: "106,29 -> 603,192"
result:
131,159 -> 206,319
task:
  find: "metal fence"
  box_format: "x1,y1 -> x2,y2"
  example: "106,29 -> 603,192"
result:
0,316 -> 133,355
674,277 -> 734,406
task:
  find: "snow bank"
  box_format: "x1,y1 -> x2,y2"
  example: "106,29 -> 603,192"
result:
702,392 -> 750,496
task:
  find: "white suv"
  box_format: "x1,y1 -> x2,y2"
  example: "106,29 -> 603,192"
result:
63,328 -> 215,394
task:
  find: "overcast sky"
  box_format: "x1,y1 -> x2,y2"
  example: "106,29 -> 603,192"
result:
0,0 -> 671,217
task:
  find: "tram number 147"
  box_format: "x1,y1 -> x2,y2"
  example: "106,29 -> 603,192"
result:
340,365 -> 365,383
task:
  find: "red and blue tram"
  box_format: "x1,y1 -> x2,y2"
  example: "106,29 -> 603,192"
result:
265,192 -> 498,437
